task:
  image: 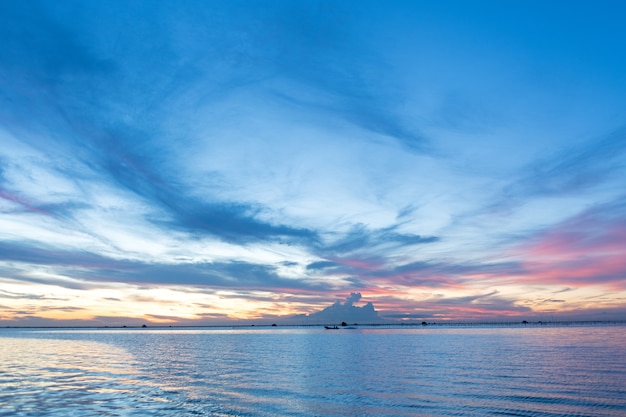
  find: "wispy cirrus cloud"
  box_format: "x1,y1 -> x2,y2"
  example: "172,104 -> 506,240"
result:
383,290 -> 532,321
509,127 -> 626,201
478,127 -> 626,220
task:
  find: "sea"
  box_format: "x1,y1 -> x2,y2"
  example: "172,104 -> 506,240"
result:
1,323 -> 625,417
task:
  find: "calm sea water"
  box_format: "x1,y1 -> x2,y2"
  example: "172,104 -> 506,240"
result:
1,325 -> 625,416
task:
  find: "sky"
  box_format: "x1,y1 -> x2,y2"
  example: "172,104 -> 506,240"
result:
1,0 -> 626,326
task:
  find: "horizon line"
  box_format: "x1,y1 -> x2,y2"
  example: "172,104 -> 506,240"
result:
3,319 -> 626,330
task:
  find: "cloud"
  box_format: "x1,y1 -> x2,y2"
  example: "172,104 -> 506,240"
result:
321,224 -> 438,255
523,127 -> 626,196
306,261 -> 339,271
162,200 -> 319,245
384,291 -> 532,321
513,197 -> 626,288
343,292 -> 361,307
1,1 -> 325,246
0,240 -> 331,291
301,292 -> 383,324
257,2 -> 428,152
482,127 -> 626,217
305,252 -> 526,290
0,189 -> 51,216
0,290 -> 66,301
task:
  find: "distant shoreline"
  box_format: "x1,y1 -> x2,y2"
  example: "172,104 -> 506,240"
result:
2,320 -> 625,330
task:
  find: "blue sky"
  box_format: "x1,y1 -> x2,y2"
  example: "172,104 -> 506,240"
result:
1,0 -> 625,325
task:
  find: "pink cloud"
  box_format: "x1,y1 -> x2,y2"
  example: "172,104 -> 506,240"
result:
513,205 -> 626,289
0,189 -> 50,216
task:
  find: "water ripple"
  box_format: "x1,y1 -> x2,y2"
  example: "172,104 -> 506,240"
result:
1,326 -> 625,416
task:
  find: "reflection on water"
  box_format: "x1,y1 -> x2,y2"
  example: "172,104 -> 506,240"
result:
1,326 -> 625,416
0,336 -> 183,416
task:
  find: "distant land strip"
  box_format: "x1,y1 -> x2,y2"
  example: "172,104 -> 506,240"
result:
2,320 -> 626,330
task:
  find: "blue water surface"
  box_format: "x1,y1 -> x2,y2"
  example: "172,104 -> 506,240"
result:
1,325 -> 625,416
